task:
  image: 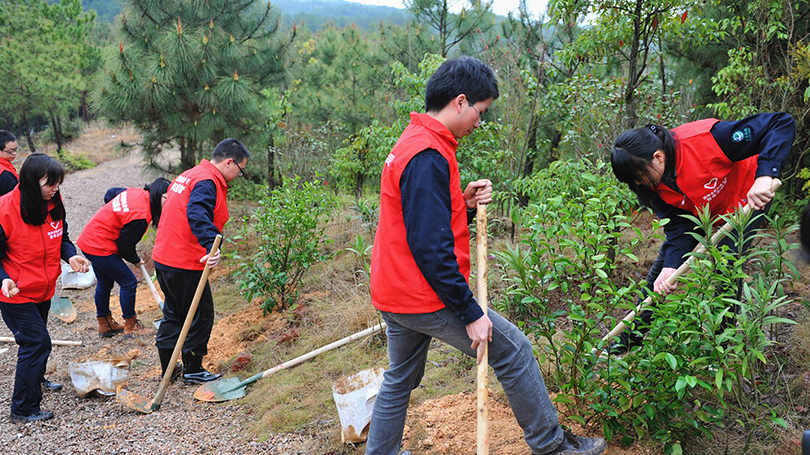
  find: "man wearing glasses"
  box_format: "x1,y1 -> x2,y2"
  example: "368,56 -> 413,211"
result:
152,138 -> 249,384
0,131 -> 19,195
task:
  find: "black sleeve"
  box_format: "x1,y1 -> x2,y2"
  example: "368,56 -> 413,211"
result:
60,219 -> 78,262
401,149 -> 483,324
711,112 -> 795,178
0,223 -> 8,282
0,171 -> 18,196
651,195 -> 700,269
187,180 -> 221,253
116,219 -> 148,264
104,187 -> 127,204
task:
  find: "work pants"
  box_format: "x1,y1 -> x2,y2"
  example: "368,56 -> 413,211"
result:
154,268 -> 214,357
0,300 -> 51,416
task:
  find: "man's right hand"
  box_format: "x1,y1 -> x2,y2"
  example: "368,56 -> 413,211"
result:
199,248 -> 221,268
466,314 -> 493,364
2,278 -> 19,298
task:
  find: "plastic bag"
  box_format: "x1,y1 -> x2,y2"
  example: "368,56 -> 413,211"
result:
332,367 -> 385,443
61,262 -> 96,290
69,357 -> 130,397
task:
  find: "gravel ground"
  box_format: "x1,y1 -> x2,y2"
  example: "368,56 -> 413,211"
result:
0,152 -> 307,454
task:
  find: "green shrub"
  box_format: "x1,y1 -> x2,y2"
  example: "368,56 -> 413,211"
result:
235,177 -> 336,313
58,150 -> 96,171
497,161 -> 798,453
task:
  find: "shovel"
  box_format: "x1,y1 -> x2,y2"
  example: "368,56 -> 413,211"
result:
476,202 -> 489,455
117,235 -> 222,414
50,284 -> 76,323
596,179 -> 781,355
139,264 -> 164,329
194,322 -> 387,402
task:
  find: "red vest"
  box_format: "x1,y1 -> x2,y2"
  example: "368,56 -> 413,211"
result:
77,188 -> 151,257
152,159 -> 229,270
0,159 -> 18,180
370,113 -> 471,314
656,119 -> 757,218
0,188 -> 64,304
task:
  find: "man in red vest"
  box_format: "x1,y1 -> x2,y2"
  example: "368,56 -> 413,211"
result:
152,139 -> 249,384
0,130 -> 19,195
366,58 -> 606,455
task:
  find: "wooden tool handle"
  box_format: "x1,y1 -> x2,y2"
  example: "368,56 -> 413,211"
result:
476,202 -> 489,455
153,235 -> 222,406
598,179 -> 782,352
0,336 -> 81,346
139,264 -> 163,306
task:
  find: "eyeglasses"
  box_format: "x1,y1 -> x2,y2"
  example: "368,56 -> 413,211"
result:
232,159 -> 244,177
468,103 -> 484,124
2,147 -> 18,154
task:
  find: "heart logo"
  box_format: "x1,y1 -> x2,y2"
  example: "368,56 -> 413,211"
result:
703,178 -> 718,190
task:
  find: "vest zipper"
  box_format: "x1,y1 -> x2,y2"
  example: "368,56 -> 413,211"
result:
41,223 -> 50,303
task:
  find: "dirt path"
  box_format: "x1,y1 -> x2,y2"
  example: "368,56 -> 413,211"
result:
0,150 -> 306,454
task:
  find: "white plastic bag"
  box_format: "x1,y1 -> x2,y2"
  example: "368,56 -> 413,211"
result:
69,358 -> 129,397
332,367 -> 385,443
61,262 -> 96,290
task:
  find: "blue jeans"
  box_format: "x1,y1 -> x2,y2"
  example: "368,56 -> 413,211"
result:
85,253 -> 138,320
0,300 -> 51,416
365,308 -> 563,455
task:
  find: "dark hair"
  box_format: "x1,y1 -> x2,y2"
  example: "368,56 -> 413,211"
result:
18,153 -> 66,225
0,130 -> 17,151
211,138 -> 250,163
144,177 -> 171,227
611,124 -> 678,208
425,57 -> 499,113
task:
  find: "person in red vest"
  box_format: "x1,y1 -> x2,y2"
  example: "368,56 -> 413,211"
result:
366,58 -> 606,455
0,153 -> 90,423
152,139 -> 249,384
609,113 -> 794,354
77,177 -> 171,338
0,130 -> 20,195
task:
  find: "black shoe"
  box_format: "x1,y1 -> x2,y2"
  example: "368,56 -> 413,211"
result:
544,430 -> 606,455
41,380 -> 62,392
10,410 -> 54,423
182,369 -> 222,384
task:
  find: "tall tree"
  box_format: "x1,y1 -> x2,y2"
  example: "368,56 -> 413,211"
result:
0,0 -> 96,153
406,0 -> 495,57
94,0 -> 294,169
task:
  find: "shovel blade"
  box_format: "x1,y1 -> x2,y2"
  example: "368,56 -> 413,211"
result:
193,377 -> 247,402
116,386 -> 155,414
50,296 -> 76,323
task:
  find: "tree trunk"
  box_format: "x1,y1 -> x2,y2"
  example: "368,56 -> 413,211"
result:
49,113 -> 64,157
267,131 -> 278,191
81,91 -> 90,123
179,138 -> 193,169
21,108 -> 35,153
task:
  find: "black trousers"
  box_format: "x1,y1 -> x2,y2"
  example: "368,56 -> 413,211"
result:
632,203 -> 771,333
155,269 -> 214,357
0,300 -> 51,416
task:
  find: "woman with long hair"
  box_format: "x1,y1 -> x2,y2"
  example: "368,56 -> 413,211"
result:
0,153 -> 89,422
77,177 -> 171,338
610,113 -> 794,354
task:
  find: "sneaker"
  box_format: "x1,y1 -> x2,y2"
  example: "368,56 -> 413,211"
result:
41,379 -> 62,392
544,430 -> 607,455
10,410 -> 54,423
182,369 -> 222,384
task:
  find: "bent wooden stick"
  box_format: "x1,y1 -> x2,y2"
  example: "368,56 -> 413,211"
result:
476,202 -> 489,455
596,179 -> 781,355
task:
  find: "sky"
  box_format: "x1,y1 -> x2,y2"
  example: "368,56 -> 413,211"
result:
346,0 -> 546,18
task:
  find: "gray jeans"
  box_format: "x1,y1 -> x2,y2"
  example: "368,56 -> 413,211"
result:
365,308 -> 563,455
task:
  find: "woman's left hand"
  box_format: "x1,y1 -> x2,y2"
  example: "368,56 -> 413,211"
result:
69,255 -> 90,273
747,176 -> 775,211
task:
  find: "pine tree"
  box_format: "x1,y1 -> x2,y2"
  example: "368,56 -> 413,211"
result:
94,0 -> 294,169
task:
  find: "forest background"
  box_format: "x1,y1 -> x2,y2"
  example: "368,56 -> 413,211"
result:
1,0 -> 810,454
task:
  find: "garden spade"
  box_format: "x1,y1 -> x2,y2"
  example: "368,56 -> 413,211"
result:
139,264 -> 164,329
50,284 -> 76,323
596,179 -> 782,355
117,235 -> 222,414
194,322 -> 387,402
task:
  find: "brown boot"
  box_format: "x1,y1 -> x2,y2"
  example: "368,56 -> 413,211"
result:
123,317 -> 156,338
97,315 -> 124,338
